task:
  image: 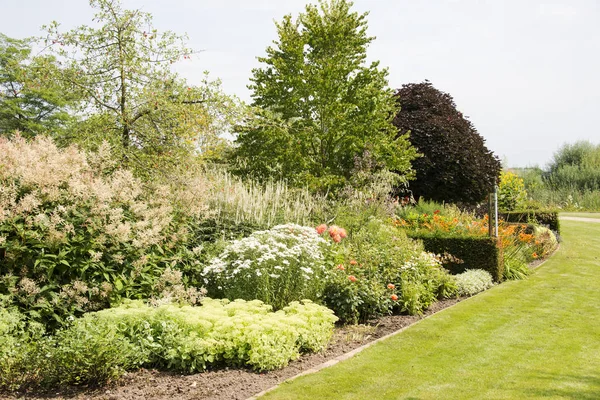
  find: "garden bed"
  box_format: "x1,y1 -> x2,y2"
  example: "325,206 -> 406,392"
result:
5,299 -> 462,400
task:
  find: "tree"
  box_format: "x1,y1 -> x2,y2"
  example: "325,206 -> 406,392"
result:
393,81 -> 501,204
43,0 -> 240,172
233,0 -> 418,192
0,33 -> 77,138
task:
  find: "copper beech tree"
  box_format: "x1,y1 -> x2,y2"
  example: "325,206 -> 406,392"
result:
394,81 -> 501,204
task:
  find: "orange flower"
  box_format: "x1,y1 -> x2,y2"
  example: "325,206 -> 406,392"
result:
339,228 -> 348,238
328,225 -> 339,236
349,259 -> 358,265
532,252 -> 538,259
336,264 -> 345,271
348,275 -> 357,282
316,224 -> 327,235
332,234 -> 342,243
391,294 -> 398,301
387,283 -> 395,290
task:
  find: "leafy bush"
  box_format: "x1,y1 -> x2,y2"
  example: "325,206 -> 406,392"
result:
393,81 -> 501,204
0,136 -> 202,327
498,171 -> 527,211
322,219 -> 456,323
499,210 -> 560,234
455,269 -> 494,296
0,298 -> 337,390
202,224 -> 331,310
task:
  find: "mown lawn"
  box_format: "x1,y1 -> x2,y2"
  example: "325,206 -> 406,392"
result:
261,219 -> 600,399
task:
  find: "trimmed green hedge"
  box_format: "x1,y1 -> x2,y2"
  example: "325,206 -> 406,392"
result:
499,210 -> 560,233
408,233 -> 504,282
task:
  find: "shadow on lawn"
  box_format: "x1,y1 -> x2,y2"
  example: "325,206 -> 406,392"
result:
524,371 -> 600,400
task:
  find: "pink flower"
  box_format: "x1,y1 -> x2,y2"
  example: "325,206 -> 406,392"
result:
348,275 -> 357,282
316,224 -> 328,235
336,264 -> 345,271
349,259 -> 358,265
387,283 -> 395,290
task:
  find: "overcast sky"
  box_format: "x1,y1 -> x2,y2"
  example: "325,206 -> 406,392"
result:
3,0 -> 600,168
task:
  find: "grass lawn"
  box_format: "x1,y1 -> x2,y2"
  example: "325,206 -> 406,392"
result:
261,219 -> 600,399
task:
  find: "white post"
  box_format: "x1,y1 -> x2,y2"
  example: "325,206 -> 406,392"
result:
494,184 -> 499,237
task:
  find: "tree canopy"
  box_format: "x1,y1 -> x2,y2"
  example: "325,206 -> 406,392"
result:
0,33 -> 77,138
393,81 -> 501,204
42,0 -> 241,172
233,0 -> 418,192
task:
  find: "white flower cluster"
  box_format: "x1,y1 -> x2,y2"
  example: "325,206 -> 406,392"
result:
400,251 -> 442,271
204,224 -> 328,282
455,269 -> 494,296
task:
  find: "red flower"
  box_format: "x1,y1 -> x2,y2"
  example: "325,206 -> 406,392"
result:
387,283 -> 395,290
348,275 -> 357,282
316,224 -> 328,235
532,252 -> 538,259
391,294 -> 398,301
349,259 -> 358,265
434,210 -> 440,215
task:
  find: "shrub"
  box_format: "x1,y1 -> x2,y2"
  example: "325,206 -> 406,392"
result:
202,224 -> 331,310
498,171 -> 527,211
0,298 -> 338,390
455,269 -> 494,296
322,219 -> 455,322
393,81 -> 501,204
499,210 -> 560,234
408,233 -> 504,281
82,298 -> 337,372
0,136 -> 200,327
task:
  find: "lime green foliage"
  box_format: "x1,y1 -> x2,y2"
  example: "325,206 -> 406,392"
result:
498,170 -> 527,211
0,34 -> 77,138
261,218 -> 600,400
233,0 -> 418,192
0,298 -> 337,390
454,269 -> 494,296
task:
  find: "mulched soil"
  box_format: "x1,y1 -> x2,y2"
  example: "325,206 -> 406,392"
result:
2,298 -> 462,400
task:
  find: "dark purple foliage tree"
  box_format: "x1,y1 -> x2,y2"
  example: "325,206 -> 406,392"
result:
393,81 -> 501,204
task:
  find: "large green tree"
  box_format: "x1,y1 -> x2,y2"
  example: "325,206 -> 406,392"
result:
43,0 -> 240,171
233,0 -> 417,192
0,33 -> 77,138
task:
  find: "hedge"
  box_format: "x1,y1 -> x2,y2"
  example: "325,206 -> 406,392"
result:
408,233 -> 504,282
498,210 -> 560,234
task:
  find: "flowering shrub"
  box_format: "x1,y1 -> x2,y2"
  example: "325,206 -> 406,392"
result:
0,136 -> 199,327
455,269 -> 494,296
395,204 -> 558,281
202,224 -> 331,309
322,219 -> 456,323
0,298 -> 337,390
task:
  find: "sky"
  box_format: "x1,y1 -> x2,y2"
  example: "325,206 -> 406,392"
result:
3,0 -> 600,168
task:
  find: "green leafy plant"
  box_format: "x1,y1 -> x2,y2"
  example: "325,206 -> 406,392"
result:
498,171 -> 527,211
454,269 -> 494,296
233,0 -> 418,192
